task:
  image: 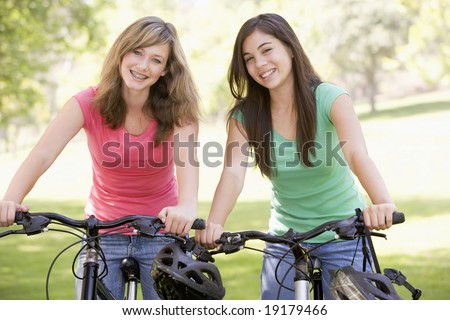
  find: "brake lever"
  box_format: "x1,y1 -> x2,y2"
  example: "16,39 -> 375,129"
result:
16,213 -> 51,236
334,210 -> 366,240
131,218 -> 165,237
214,233 -> 245,254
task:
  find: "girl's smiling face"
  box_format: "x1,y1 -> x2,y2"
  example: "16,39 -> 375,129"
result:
120,44 -> 169,94
242,30 -> 294,93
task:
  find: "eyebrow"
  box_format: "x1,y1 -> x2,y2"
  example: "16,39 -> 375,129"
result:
243,41 -> 273,57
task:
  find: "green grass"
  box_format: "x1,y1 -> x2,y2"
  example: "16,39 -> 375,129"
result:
1,198 -> 449,300
358,100 -> 450,121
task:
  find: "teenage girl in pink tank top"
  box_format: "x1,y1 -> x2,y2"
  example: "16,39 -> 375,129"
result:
0,16 -> 200,299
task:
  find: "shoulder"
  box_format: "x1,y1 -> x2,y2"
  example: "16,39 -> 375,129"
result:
72,86 -> 99,129
230,109 -> 244,123
228,103 -> 245,124
73,86 -> 97,106
315,82 -> 350,121
315,82 -> 348,100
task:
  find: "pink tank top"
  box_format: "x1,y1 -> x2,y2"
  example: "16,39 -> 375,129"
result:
74,87 -> 178,222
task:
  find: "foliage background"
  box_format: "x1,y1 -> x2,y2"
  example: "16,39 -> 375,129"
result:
1,0 -> 449,150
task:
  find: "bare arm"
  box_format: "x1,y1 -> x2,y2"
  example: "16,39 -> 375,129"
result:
0,97 -> 84,227
195,119 -> 249,248
330,94 -> 396,230
158,121 -> 199,237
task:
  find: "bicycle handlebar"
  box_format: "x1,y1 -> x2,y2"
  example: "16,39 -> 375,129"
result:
10,211 -> 205,237
213,209 -> 405,254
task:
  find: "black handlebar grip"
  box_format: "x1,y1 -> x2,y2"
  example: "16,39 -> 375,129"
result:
192,218 -> 206,230
392,212 -> 405,224
15,211 -> 25,222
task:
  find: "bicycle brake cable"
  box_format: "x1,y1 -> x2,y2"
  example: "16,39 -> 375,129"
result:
274,244 -> 315,297
45,237 -> 85,299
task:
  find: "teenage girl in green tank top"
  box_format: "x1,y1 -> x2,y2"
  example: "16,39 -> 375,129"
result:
196,13 -> 397,299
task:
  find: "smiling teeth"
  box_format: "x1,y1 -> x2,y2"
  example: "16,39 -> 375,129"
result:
261,69 -> 275,78
131,70 -> 147,80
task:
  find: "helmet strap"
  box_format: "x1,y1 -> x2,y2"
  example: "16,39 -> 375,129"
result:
384,268 -> 422,300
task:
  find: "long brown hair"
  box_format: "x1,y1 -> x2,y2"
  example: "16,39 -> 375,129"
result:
228,13 -> 321,178
94,16 -> 199,144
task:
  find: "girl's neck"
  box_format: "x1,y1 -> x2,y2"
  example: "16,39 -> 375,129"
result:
122,88 -> 149,114
270,90 -> 294,114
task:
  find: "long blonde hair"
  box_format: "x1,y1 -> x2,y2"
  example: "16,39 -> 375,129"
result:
94,16 -> 200,144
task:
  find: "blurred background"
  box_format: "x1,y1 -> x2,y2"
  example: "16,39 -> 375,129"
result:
1,0 -> 449,200
0,0 -> 449,299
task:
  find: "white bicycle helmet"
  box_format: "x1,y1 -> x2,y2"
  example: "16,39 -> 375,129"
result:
151,242 -> 225,300
330,266 -> 402,300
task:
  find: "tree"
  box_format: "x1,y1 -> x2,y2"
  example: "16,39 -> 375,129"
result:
400,0 -> 450,87
0,0 -> 110,150
324,0 -> 411,112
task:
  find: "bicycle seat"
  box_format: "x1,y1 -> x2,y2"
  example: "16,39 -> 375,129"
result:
121,257 -> 140,282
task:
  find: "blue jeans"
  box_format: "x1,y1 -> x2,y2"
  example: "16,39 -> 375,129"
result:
261,239 -> 371,300
75,234 -> 174,299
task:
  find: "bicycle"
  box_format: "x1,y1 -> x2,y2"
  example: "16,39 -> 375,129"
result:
208,208 -> 422,300
0,211 -> 207,300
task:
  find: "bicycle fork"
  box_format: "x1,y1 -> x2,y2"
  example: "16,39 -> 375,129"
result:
82,240 -> 141,300
81,231 -> 141,300
292,244 -> 310,300
292,245 -> 323,300
81,235 -> 100,300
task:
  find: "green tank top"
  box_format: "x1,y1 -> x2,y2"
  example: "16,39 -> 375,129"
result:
233,83 -> 366,242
